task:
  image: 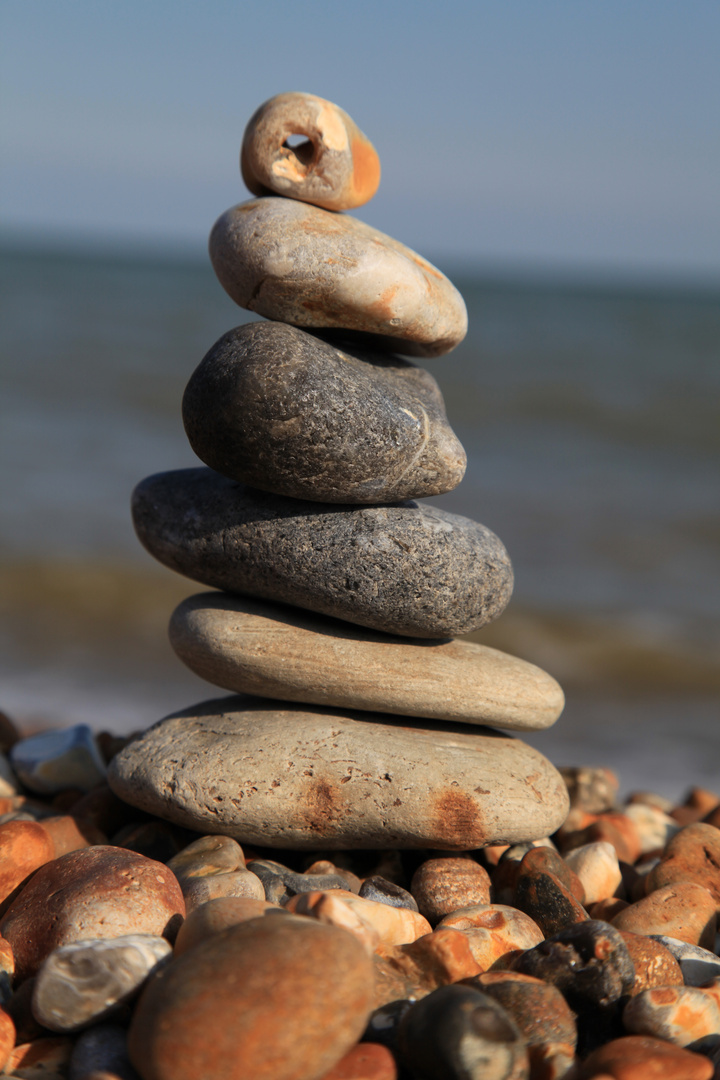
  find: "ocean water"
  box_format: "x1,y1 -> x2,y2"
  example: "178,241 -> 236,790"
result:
1,242 -> 719,799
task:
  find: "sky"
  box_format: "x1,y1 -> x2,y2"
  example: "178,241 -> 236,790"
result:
2,0 -> 720,279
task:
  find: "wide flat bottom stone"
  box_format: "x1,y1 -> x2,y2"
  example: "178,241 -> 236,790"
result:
107,696 -> 570,850
169,593 -> 565,732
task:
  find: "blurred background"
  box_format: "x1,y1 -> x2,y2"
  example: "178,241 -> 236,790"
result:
1,1 -> 718,798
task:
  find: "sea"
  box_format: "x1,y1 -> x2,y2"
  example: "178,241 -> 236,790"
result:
1,241 -> 719,801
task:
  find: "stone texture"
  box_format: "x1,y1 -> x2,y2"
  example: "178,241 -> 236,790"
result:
241,92 -> 381,211
0,821 -> 55,909
166,835 -> 244,882
317,1042 -> 397,1080
623,985 -> 720,1048
618,932 -> 684,995
472,971 -> 577,1054
0,1007 -> 15,1072
0,847 -> 185,982
182,322 -> 466,504
4,1036 -> 73,1079
128,915 -> 375,1080
285,891 -> 381,955
181,868 -> 265,910
358,877 -> 418,912
134,469 -> 513,639
209,199 -> 467,358
31,935 -> 171,1032
438,905 -> 544,969
285,889 -> 431,947
396,984 -> 529,1080
564,842 -> 622,905
650,936 -> 720,986
68,1024 -> 141,1080
410,857 -> 491,924
108,696 -> 570,850
578,1035 -> 714,1079
40,815 -> 106,858
170,594 -> 563,731
646,823 -> 720,910
558,767 -> 619,814
174,897 -> 282,957
611,882 -> 717,949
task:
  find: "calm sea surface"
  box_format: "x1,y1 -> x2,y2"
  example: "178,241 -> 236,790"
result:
1,243 -> 719,798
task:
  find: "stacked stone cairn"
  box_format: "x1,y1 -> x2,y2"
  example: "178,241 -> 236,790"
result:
0,95 -> 719,1080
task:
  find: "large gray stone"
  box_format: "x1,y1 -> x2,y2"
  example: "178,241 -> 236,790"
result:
169,593 -> 564,731
132,468 -> 513,638
182,322 -> 466,504
107,696 -> 570,850
209,198 -> 467,357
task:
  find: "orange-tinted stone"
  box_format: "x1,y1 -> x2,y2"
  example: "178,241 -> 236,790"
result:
128,915 -> 375,1080
39,814 -> 107,857
611,881 -> 717,949
174,896 -> 281,956
286,890 -> 431,947
372,929 -> 481,1008
0,846 -> 185,981
438,904 -> 543,969
579,1034 -> 713,1079
670,787 -> 720,824
5,1036 -> 74,1077
410,857 -> 491,924
560,814 -> 642,865
618,931 -> 684,995
587,898 -> 629,921
0,820 -> 55,908
0,1007 -> 15,1072
473,970 -> 577,1051
646,823 -> 720,910
623,984 -> 720,1047
318,1043 -> 397,1080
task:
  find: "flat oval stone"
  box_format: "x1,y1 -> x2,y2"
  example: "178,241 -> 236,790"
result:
107,696 -> 570,850
209,199 -> 467,357
134,469 -> 513,639
241,92 -> 381,210
410,858 -> 491,925
128,915 -> 375,1080
182,323 -> 466,504
170,594 -> 562,731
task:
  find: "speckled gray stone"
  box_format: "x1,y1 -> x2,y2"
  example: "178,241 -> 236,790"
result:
182,322 -> 466,504
132,468 -> 513,638
107,695 -> 570,851
209,198 -> 467,357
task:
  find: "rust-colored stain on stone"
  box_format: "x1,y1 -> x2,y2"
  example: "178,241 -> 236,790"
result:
304,780 -> 347,831
432,790 -> 484,847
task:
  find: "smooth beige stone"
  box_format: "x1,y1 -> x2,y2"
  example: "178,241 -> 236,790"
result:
209,198 -> 467,357
181,869 -> 266,912
241,92 -> 380,210
623,985 -> 720,1048
285,889 -> 430,947
437,904 -> 544,969
564,841 -> 622,904
108,696 -> 570,851
282,892 -> 380,955
169,594 -> 565,732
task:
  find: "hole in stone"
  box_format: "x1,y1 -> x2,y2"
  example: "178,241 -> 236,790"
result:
283,134 -> 315,166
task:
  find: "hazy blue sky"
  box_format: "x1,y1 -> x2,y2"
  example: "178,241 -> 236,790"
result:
2,1 -> 719,277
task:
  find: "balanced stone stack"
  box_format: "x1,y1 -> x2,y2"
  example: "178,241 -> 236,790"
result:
109,92 -> 570,852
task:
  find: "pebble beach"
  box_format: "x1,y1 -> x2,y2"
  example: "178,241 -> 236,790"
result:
1,92 -> 719,1078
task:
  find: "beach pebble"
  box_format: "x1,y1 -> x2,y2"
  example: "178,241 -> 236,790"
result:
181,868 -> 265,910
286,889 -> 431,946
183,323 -> 466,504
0,847 -> 185,982
649,936 -> 720,985
68,1023 -> 141,1080
286,891 -> 381,955
41,815 -> 106,858
10,725 -> 106,795
558,767 -> 618,814
513,859 -> 588,938
128,915 -> 375,1080
108,697 -> 570,849
559,813 -> 642,865
166,835 -> 244,882
623,984 -> 720,1048
564,842 -> 622,905
0,821 -> 55,908
617,931 -> 683,994
358,877 -> 418,912
578,1034 -> 714,1079
472,971 -> 577,1056
396,984 -> 529,1080
171,593 -> 563,731
646,823 -> 720,910
133,468 -> 513,638
410,857 -> 491,924
31,934 -> 171,1032
247,858 -> 351,904
0,1007 -> 15,1071
210,198 -> 467,358
372,929 -> 482,1009
241,92 -> 380,211
4,1035 -> 73,1078
513,920 -> 635,1013
317,1042 -> 397,1080
611,881 -> 717,949
438,905 -> 544,969
623,803 -> 680,854
174,897 -> 281,956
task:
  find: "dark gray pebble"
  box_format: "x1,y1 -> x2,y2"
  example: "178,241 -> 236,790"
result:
397,984 -> 529,1080
359,875 -> 419,912
182,322 -> 466,504
131,468 -> 513,637
69,1022 -> 141,1080
247,858 -> 351,905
